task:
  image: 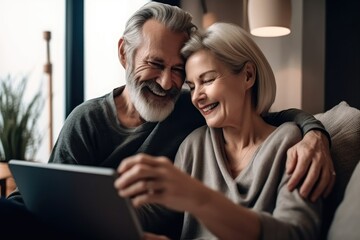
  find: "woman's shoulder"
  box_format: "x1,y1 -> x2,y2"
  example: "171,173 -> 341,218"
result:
182,125 -> 209,143
178,126 -> 223,156
266,122 -> 302,147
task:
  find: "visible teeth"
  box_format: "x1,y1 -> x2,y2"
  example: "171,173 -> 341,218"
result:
149,87 -> 166,96
203,103 -> 218,112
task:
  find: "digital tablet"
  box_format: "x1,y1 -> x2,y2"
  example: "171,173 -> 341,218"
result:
8,159 -> 143,240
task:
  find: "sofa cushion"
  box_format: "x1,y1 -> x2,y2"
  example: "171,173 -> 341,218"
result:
314,101 -> 360,238
327,161 -> 360,239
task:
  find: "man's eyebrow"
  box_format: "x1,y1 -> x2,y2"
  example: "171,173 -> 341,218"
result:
173,63 -> 185,69
147,57 -> 184,68
147,57 -> 163,63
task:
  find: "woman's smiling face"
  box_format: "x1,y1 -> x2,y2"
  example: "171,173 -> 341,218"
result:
185,50 -> 250,128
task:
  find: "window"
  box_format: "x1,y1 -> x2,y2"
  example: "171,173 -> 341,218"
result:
0,0 -> 65,162
0,0 -> 150,162
84,0 -> 149,100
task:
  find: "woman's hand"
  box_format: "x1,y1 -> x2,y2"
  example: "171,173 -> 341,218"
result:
114,153 -> 208,212
286,130 -> 335,202
116,154 -> 261,240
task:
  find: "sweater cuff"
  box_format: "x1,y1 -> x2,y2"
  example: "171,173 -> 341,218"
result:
302,125 -> 332,148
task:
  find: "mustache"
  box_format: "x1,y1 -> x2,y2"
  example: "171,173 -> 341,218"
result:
140,80 -> 180,99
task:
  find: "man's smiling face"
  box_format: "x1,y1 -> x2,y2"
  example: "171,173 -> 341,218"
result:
126,19 -> 188,122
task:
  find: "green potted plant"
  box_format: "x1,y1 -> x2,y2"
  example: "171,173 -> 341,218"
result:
0,75 -> 43,162
0,74 -> 43,196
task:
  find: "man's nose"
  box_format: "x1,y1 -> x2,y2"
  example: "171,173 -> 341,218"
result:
157,69 -> 173,91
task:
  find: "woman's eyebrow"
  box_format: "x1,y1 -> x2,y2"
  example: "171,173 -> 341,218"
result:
199,70 -> 217,78
185,70 -> 218,84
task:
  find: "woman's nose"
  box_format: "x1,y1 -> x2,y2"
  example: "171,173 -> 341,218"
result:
191,86 -> 205,105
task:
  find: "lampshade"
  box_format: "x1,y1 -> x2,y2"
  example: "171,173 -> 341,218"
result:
248,0 -> 291,37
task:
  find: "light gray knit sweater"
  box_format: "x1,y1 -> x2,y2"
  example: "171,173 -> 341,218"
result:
174,122 -> 321,240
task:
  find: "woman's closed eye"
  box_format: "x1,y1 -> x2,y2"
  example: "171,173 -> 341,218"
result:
203,78 -> 215,85
185,78 -> 215,91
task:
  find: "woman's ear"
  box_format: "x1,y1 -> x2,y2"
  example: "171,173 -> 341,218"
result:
118,38 -> 126,68
243,61 -> 256,89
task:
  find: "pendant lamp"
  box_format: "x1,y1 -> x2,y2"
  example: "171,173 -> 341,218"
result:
248,0 -> 291,37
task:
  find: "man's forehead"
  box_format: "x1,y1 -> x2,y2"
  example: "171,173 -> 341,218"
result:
142,19 -> 188,44
142,19 -> 165,33
140,19 -> 187,65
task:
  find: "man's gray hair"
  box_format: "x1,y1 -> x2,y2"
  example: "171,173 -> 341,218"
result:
122,2 -> 197,73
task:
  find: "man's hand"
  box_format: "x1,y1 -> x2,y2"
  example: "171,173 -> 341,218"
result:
286,130 -> 336,202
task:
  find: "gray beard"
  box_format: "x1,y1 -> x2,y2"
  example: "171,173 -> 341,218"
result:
125,70 -> 181,122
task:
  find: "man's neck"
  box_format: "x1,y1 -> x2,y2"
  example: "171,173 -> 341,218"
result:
114,87 -> 145,128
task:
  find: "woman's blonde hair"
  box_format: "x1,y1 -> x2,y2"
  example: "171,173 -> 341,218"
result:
181,22 -> 276,115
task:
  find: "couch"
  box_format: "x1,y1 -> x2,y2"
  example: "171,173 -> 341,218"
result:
314,101 -> 360,239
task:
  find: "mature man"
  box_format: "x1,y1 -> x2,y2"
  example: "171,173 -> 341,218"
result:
4,1 -> 334,237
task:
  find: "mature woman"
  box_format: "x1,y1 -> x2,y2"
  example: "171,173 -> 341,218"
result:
115,22 -> 321,240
